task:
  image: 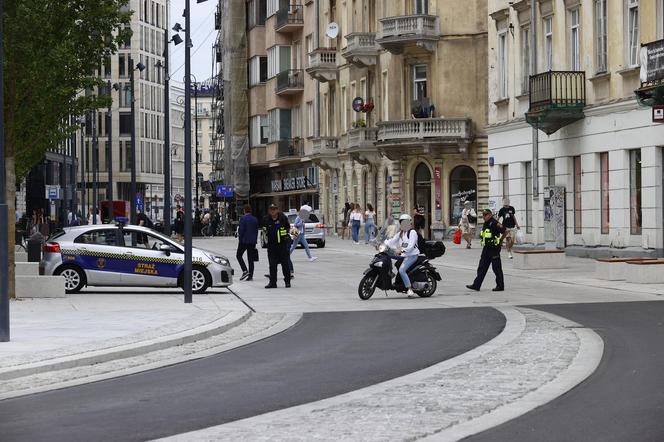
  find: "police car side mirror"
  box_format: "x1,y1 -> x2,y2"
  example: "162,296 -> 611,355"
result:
159,244 -> 172,256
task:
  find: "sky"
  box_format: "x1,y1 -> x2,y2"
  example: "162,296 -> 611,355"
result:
168,0 -> 218,84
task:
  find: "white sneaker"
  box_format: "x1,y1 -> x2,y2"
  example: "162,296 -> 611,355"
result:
407,288 -> 416,298
508,252 -> 513,259
309,256 -> 318,262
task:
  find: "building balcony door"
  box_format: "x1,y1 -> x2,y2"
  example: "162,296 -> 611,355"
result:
414,162 -> 431,238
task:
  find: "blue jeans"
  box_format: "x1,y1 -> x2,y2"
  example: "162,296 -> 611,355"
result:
351,220 -> 361,242
364,219 -> 375,242
290,233 -> 312,259
399,255 -> 418,289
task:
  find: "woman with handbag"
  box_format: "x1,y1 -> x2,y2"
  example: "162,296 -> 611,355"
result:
459,201 -> 477,249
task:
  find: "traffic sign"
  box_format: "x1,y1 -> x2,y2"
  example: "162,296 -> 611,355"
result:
352,97 -> 364,113
45,185 -> 61,200
216,185 -> 234,198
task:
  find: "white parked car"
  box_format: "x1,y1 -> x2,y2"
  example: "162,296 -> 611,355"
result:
41,222 -> 233,294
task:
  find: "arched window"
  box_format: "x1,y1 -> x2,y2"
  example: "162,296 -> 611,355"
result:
352,171 -> 358,204
449,166 -> 477,225
362,169 -> 368,209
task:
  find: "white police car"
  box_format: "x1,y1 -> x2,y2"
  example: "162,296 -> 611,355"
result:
41,220 -> 233,294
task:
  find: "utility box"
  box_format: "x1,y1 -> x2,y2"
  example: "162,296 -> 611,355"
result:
27,232 -> 44,262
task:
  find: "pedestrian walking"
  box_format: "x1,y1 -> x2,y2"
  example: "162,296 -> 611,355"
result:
237,205 -> 258,281
290,207 -> 317,262
497,198 -> 520,259
175,205 -> 184,242
459,201 -> 477,249
466,209 -> 506,292
364,204 -> 376,244
341,202 -> 351,240
350,204 -> 363,244
262,203 -> 291,288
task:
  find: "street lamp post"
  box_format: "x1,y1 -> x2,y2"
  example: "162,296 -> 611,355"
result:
129,57 -> 145,225
80,121 -> 86,219
194,82 -> 200,211
183,0 -> 193,303
1,0 -> 10,342
107,81 -> 119,221
70,117 -> 77,219
92,109 -> 98,224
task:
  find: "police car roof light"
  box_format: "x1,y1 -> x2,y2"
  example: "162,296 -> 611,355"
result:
115,216 -> 129,225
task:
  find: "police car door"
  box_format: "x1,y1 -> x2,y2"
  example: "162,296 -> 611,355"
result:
119,228 -> 180,287
71,228 -> 123,286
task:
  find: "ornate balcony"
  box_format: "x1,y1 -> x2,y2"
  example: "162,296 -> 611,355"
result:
526,71 -> 586,135
377,118 -> 474,160
306,48 -> 338,83
342,33 -> 379,67
377,15 -> 440,54
310,137 -> 340,170
275,4 -> 303,33
347,127 -> 379,165
275,69 -> 304,95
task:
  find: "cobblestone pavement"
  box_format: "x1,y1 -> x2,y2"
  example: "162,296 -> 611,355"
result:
157,307 -> 603,442
0,312 -> 301,401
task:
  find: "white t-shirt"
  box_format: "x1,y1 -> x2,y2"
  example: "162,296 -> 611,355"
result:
386,230 -> 419,257
365,210 -> 375,221
350,211 -> 363,222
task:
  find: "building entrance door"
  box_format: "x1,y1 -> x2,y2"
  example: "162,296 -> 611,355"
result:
414,163 -> 431,238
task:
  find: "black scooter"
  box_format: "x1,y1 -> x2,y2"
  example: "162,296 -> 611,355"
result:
358,241 -> 444,300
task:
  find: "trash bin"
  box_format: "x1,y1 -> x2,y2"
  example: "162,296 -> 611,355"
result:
27,232 -> 44,262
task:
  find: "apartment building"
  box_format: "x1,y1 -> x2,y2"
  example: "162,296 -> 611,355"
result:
311,0 -> 488,238
78,0 -> 168,220
488,0 -> 664,255
243,1 -> 321,216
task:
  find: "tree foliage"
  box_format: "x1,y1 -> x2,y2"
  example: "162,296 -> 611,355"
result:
3,0 -> 132,177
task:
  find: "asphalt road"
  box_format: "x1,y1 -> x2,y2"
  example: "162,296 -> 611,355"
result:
467,301 -> 664,442
0,308 -> 504,442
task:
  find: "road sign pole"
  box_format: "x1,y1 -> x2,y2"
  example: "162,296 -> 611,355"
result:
184,0 -> 193,303
0,0 -> 9,342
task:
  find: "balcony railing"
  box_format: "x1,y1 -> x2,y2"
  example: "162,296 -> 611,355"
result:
306,48 -> 337,82
312,136 -> 339,152
529,71 -> 586,113
342,33 -> 379,66
347,127 -> 378,149
275,69 -> 304,94
377,15 -> 440,53
377,118 -> 472,142
275,4 -> 303,32
276,138 -> 304,159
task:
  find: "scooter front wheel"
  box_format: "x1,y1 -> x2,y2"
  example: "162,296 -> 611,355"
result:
358,273 -> 378,300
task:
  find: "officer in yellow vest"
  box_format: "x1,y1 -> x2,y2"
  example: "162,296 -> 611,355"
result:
466,209 -> 507,292
262,203 -> 292,288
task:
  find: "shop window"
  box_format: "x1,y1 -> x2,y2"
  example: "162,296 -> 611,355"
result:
630,149 -> 642,234
573,156 -> 582,234
600,152 -> 609,234
449,166 -> 476,226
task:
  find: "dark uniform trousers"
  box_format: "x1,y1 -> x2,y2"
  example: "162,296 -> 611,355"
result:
268,245 -> 290,284
472,246 -> 504,289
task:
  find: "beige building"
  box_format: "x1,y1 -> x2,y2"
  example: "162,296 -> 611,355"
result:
487,0 -> 664,255
311,0 -> 489,238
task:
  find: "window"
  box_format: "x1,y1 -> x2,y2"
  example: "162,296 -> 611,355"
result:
306,101 -> 314,137
413,0 -> 428,15
74,229 -> 117,246
350,82 -> 357,124
382,70 -> 388,121
119,112 -> 132,135
658,0 -> 664,39
544,17 -> 553,71
249,56 -> 268,86
267,108 -> 292,142
502,164 -> 509,200
413,64 -> 428,101
292,106 -> 301,138
341,86 -> 348,132
525,161 -> 533,234
521,27 -> 530,94
569,9 -> 580,70
305,34 -> 314,56
630,149 -> 642,234
266,0 -> 278,17
104,56 -> 111,78
307,166 -> 319,186
627,0 -> 639,67
267,45 -> 291,78
595,0 -> 608,73
449,166 -> 477,225
119,54 -> 126,77
498,32 -> 508,99
600,152 -> 609,234
248,0 -> 267,28
547,159 -> 556,187
573,156 -> 582,234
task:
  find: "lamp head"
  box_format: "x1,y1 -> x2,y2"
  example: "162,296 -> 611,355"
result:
112,83 -> 121,91
171,34 -> 184,46
173,22 -> 183,32
135,62 -> 146,72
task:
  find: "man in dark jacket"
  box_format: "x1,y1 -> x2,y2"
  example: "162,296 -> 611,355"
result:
237,205 -> 258,281
466,209 -> 506,292
262,203 -> 291,288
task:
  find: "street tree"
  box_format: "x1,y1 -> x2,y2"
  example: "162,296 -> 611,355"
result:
3,0 -> 131,298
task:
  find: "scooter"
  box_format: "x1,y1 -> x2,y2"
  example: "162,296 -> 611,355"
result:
358,241 -> 444,300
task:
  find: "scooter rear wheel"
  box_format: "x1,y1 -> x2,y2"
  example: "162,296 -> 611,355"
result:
358,273 -> 378,300
417,273 -> 437,298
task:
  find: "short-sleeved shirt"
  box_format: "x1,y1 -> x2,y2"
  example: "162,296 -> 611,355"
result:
481,218 -> 506,249
498,206 -> 517,228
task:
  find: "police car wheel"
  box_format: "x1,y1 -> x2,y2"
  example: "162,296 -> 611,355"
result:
178,266 -> 211,294
57,265 -> 85,293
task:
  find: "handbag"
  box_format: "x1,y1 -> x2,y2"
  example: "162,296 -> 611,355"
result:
249,248 -> 259,262
453,228 -> 462,245
515,229 -> 525,245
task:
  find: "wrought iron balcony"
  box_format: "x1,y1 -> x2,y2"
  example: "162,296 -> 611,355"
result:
275,4 -> 303,33
377,15 -> 440,54
306,48 -> 338,83
342,33 -> 379,67
377,118 -> 474,160
310,137 -> 340,170
276,138 -> 304,160
275,69 -> 304,95
526,71 -> 586,135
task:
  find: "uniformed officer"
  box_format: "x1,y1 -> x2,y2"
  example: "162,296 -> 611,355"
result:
262,203 -> 291,288
466,209 -> 506,292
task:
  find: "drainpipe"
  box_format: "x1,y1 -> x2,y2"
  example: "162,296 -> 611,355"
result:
530,0 -> 540,241
316,0 -> 321,138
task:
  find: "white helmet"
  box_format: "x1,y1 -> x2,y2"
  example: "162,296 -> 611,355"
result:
399,214 -> 412,222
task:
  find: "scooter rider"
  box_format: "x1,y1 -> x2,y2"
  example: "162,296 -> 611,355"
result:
384,214 -> 420,298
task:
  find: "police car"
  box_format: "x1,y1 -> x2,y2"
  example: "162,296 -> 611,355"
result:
41,219 -> 234,294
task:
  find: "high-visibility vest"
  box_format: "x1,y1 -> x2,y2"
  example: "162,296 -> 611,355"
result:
480,227 -> 501,246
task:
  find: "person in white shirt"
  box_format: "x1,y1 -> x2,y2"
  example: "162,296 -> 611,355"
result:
88,208 -> 102,225
459,201 -> 477,249
349,204 -> 363,244
385,214 -> 420,298
364,204 -> 376,244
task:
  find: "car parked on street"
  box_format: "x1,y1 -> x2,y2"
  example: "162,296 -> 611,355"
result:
260,211 -> 326,248
41,222 -> 233,294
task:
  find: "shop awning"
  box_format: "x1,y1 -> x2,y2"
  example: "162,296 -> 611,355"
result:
250,188 -> 319,199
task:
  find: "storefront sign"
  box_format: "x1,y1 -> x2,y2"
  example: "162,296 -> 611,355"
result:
272,176 -> 309,193
640,39 -> 664,83
434,166 -> 442,221
271,180 -> 283,192
215,185 -> 234,198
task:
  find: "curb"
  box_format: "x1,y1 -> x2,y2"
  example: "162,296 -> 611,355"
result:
0,309 -> 252,382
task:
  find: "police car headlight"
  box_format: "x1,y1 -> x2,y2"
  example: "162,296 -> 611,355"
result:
212,256 -> 230,266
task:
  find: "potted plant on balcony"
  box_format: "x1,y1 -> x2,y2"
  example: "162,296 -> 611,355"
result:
352,118 -> 366,129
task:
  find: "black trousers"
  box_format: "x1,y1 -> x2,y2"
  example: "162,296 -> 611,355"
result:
472,247 -> 504,289
236,243 -> 256,276
267,246 -> 290,284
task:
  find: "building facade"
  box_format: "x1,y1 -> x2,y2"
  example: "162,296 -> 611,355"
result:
488,0 -> 664,255
311,0 -> 489,238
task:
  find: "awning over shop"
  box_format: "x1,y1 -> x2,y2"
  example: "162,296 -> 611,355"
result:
250,188 -> 319,199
